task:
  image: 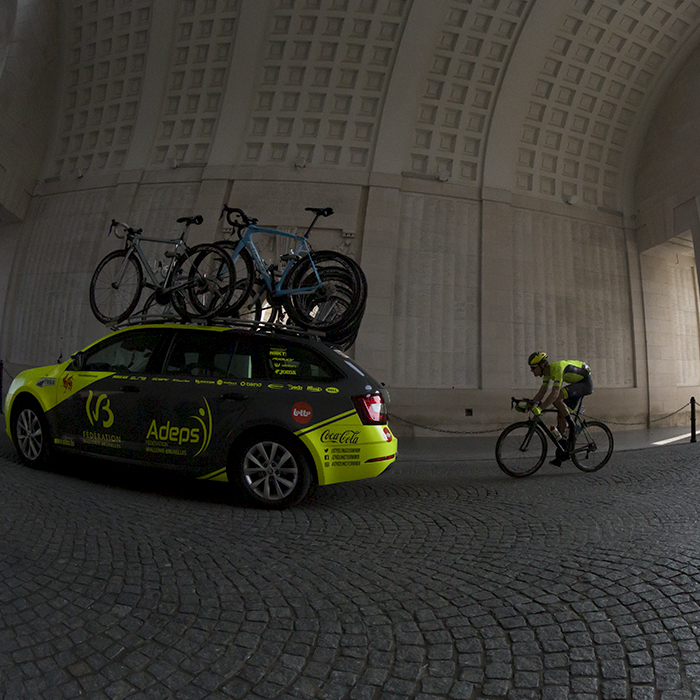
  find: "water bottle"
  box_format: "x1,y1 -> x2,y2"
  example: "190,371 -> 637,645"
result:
551,426 -> 562,440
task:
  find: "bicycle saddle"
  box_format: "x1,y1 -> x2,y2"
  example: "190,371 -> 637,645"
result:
177,215 -> 203,226
305,207 -> 334,217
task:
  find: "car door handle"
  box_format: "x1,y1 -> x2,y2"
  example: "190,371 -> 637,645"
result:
220,392 -> 248,401
121,385 -> 140,393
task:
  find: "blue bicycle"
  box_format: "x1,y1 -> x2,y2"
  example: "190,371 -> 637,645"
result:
217,205 -> 366,347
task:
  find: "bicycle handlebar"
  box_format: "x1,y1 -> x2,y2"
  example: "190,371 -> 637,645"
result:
220,205 -> 257,228
109,219 -> 142,239
511,397 -> 557,415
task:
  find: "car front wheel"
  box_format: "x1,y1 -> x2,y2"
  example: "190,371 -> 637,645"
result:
12,402 -> 52,469
231,433 -> 312,508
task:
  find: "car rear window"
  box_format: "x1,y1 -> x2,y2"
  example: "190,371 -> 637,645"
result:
262,342 -> 341,381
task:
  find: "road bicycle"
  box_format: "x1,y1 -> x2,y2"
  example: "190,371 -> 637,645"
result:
495,397 -> 614,477
217,206 -> 367,347
89,215 -> 234,324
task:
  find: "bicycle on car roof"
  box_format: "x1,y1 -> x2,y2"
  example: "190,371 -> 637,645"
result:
89,215 -> 234,325
216,205 -> 367,349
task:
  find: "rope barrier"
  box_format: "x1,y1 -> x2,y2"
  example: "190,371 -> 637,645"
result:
389,413 -> 508,435
595,402 -> 691,427
390,401 -> 695,436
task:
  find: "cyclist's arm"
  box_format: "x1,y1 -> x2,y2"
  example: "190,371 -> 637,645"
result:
530,384 -> 547,406
538,384 -> 562,410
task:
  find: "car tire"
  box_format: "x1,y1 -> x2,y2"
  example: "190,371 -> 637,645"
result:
11,401 -> 52,469
230,431 -> 312,508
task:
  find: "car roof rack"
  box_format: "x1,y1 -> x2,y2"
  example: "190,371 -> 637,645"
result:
110,313 -> 328,343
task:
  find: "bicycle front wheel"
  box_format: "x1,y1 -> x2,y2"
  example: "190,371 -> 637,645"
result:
495,422 -> 547,477
89,249 -> 143,323
571,420 -> 613,472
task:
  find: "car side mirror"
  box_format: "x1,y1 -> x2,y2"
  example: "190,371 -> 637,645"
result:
69,351 -> 85,371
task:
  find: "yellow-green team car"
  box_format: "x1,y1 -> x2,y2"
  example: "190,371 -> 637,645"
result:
5,323 -> 397,507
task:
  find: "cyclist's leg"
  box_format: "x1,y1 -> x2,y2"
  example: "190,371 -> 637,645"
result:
562,376 -> 593,446
552,395 -> 571,435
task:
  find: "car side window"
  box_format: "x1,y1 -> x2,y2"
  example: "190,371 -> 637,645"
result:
163,331 -> 250,378
80,330 -> 163,374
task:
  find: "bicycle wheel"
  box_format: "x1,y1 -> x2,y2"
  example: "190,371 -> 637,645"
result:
89,249 -> 143,323
215,241 -> 255,315
139,290 -> 178,320
172,243 -> 234,319
283,251 -> 366,331
495,422 -> 547,477
571,420 -> 613,472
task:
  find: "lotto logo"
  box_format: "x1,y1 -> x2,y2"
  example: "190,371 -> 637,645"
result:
292,401 -> 313,424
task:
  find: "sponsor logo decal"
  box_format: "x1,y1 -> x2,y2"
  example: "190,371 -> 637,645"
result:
320,429 -> 360,444
83,391 -> 121,448
62,375 -> 74,393
86,391 -> 114,428
292,401 -> 313,424
145,398 -> 212,457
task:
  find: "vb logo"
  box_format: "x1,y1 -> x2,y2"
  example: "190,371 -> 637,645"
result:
86,391 -> 114,429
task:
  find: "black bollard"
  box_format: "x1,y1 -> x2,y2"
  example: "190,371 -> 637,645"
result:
692,396 -> 697,443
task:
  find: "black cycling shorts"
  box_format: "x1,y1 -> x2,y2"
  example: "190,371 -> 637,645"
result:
561,374 -> 593,409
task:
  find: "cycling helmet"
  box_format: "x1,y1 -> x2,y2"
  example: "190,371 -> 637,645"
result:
528,351 -> 547,366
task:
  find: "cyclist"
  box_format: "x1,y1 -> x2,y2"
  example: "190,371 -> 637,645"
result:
527,352 -> 593,466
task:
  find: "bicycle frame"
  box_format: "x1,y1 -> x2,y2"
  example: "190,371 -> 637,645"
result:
521,412 -> 562,450
122,233 -> 185,290
225,224 -> 322,299
108,220 -> 196,296
518,407 -> 594,460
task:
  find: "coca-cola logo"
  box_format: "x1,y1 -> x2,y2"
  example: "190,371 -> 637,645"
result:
320,430 -> 360,444
292,401 -> 313,424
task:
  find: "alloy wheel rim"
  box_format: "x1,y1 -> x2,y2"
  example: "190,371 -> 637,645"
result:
17,409 -> 42,461
243,441 -> 299,501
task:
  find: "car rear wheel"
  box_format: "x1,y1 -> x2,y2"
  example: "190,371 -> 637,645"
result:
231,433 -> 312,508
12,402 -> 52,469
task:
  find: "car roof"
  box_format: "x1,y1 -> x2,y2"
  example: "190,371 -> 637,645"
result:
108,320 -> 335,351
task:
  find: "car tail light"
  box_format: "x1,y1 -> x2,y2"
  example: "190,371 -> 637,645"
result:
352,393 -> 388,425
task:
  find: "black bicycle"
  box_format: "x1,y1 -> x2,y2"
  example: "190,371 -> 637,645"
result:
495,398 -> 614,477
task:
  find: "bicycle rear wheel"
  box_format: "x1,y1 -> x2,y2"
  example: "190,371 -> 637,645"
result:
173,243 -> 234,319
282,251 -> 367,333
571,420 -> 613,472
89,249 -> 143,323
495,422 -> 547,477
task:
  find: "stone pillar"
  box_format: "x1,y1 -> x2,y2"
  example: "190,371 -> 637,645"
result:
354,175 -> 402,380
481,190 -> 514,390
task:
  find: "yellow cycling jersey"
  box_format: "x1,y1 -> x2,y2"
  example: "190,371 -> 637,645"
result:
542,360 -> 591,388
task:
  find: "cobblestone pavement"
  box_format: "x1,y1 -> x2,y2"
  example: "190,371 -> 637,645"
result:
3,433 -> 700,699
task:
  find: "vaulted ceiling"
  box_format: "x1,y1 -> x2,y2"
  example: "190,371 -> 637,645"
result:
13,0 -> 700,222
